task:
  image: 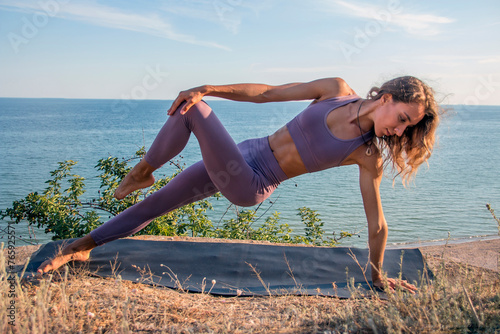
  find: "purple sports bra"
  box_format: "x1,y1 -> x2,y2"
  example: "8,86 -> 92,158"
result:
286,94 -> 374,173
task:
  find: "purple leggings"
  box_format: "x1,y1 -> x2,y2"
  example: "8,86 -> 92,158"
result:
90,101 -> 288,245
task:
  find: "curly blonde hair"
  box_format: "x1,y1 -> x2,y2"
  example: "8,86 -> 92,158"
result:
368,76 -> 442,185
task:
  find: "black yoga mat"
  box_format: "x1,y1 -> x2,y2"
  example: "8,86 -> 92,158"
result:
25,239 -> 432,298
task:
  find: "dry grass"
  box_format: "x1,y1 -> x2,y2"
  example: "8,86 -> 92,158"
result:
1,242 -> 499,333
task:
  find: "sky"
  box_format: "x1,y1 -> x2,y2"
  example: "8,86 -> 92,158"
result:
0,0 -> 499,105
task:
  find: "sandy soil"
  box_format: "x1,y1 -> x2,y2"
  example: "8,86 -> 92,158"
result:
417,237 -> 499,272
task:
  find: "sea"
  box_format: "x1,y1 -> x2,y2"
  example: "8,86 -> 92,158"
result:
1,98 -> 499,248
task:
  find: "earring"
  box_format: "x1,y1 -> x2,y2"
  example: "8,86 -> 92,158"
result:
365,140 -> 373,156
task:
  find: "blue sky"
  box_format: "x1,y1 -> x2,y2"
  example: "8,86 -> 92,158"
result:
0,0 -> 499,105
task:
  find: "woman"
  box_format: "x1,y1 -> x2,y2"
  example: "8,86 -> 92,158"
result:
37,76 -> 440,292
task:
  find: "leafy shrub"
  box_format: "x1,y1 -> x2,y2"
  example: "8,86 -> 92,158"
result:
0,149 -> 355,246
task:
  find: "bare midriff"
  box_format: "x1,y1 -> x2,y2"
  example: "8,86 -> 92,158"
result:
268,126 -> 308,178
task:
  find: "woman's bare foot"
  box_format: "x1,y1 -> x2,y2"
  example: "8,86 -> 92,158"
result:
36,249 -> 91,275
114,159 -> 156,200
37,235 -> 97,275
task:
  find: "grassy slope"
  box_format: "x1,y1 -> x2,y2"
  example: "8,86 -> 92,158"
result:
1,238 -> 499,333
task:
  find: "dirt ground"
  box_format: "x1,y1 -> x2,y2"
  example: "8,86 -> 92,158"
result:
415,236 -> 499,272
4,236 -> 499,333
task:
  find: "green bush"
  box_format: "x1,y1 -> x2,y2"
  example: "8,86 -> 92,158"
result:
0,149 -> 355,246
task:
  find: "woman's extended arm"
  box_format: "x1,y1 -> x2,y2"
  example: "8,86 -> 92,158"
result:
359,159 -> 387,286
167,77 -> 355,115
358,157 -> 417,293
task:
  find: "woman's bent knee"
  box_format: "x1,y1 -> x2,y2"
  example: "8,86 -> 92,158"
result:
224,192 -> 266,207
175,100 -> 212,118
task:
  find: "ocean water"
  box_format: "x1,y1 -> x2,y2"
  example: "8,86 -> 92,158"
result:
1,98 -> 499,248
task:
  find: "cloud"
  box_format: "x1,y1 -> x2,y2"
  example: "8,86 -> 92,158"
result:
257,65 -> 342,74
325,0 -> 454,36
160,0 -> 243,35
0,0 -> 231,50
389,54 -> 500,67
479,56 -> 500,64
159,0 -> 271,35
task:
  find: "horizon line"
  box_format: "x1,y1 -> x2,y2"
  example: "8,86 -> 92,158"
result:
0,96 -> 496,107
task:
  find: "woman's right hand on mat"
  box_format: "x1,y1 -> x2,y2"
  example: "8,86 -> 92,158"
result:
167,86 -> 206,116
373,278 -> 418,294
